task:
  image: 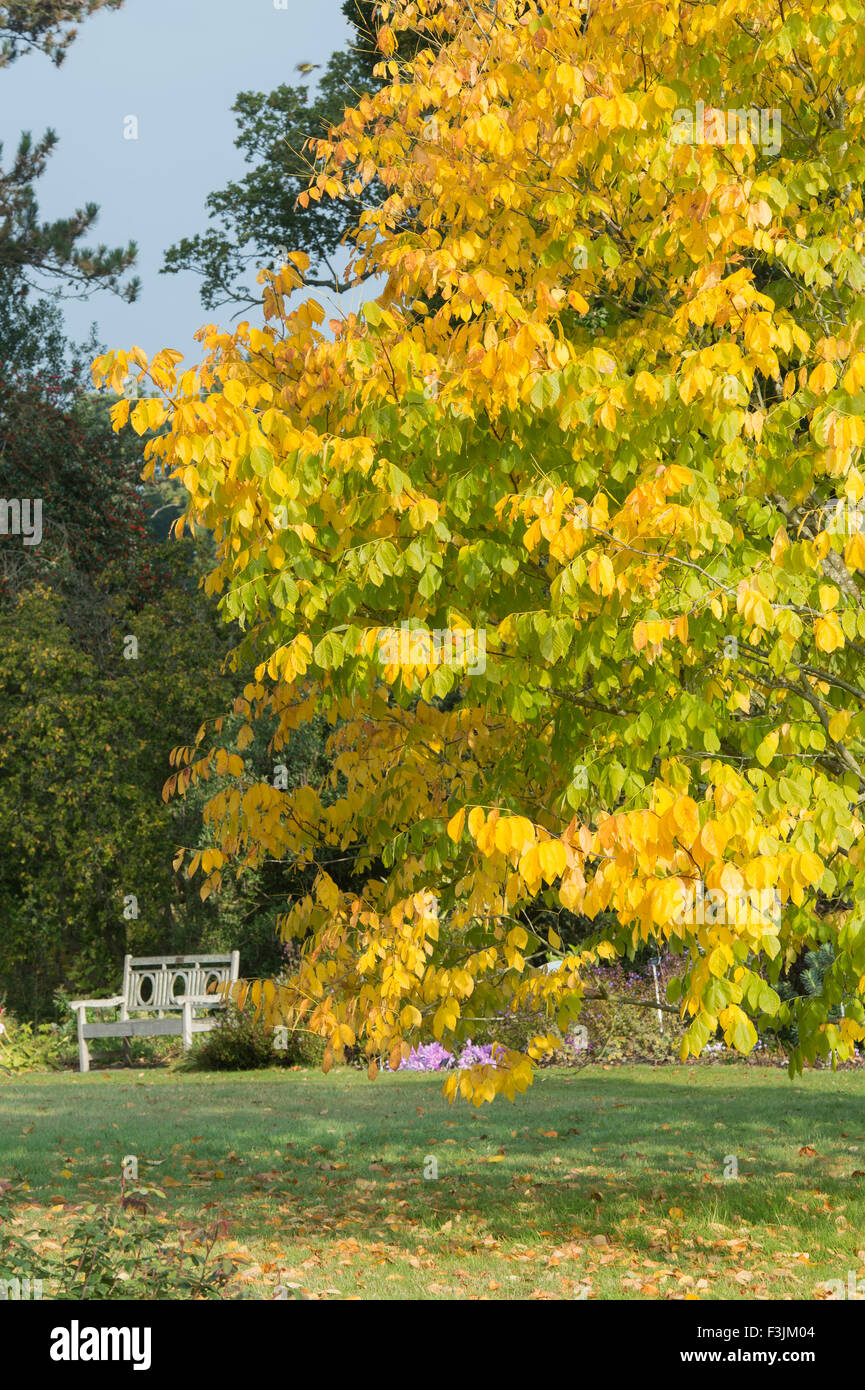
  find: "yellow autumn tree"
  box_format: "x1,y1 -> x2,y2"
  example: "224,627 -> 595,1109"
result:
95,0 -> 865,1102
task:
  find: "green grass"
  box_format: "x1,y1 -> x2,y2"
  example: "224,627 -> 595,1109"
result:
2,1063 -> 864,1299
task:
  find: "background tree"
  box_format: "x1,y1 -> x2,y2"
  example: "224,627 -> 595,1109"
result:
0,0 -> 137,299
0,1 -> 123,67
0,584 -> 233,1020
161,0 -> 424,309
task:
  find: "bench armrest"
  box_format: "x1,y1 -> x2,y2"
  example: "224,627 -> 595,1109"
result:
68,996 -> 124,1012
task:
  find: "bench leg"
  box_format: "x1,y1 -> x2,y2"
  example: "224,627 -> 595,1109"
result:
181,1001 -> 192,1051
76,1011 -> 90,1074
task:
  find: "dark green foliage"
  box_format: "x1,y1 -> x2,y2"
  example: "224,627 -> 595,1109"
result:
189,1004 -> 276,1070
776,943 -> 842,1050
0,0 -> 396,1030
0,585 -> 235,1020
0,368 -> 169,615
0,270 -> 101,384
799,943 -> 837,1001
190,1003 -> 324,1071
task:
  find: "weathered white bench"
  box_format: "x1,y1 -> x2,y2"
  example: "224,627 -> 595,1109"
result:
69,953 -> 240,1073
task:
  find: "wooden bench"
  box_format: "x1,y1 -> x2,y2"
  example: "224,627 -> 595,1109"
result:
69,952 -> 240,1073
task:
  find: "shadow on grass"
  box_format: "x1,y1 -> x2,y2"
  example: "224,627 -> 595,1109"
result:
2,1068 -> 862,1260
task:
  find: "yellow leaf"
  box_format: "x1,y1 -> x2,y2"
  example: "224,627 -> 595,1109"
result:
814,615 -> 844,652
818,584 -> 839,611
844,532 -> 865,570
755,731 -> 779,767
700,822 -> 724,858
809,362 -> 836,394
467,806 -> 486,840
798,851 -> 824,886
828,709 -> 851,741
672,795 -> 700,843
720,863 -> 744,896
223,380 -> 245,407
589,554 -> 615,597
537,839 -> 568,884
519,844 -> 543,888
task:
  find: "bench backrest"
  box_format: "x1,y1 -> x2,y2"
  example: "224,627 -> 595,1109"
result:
120,953 -> 239,1014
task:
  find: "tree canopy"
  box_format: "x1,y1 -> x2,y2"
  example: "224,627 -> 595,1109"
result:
96,0 -> 865,1102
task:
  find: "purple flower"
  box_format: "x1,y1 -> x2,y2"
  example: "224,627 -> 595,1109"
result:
392,1038 -> 507,1072
455,1041 -> 504,1068
396,1042 -> 454,1072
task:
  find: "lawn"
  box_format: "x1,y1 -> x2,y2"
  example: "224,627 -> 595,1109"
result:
1,1063 -> 863,1300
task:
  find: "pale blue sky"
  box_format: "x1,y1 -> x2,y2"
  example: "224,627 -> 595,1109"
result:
0,0 -> 364,366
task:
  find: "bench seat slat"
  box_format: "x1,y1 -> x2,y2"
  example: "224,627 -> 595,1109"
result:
82,1018 -> 220,1039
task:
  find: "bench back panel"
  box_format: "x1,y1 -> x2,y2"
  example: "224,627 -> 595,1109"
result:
121,953 -> 239,1013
